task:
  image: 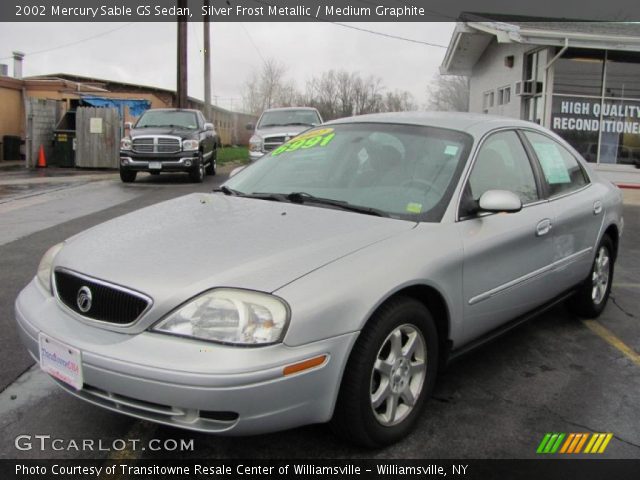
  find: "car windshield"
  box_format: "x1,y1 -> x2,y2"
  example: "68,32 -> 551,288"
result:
225,123 -> 472,221
257,110 -> 321,128
136,111 -> 199,129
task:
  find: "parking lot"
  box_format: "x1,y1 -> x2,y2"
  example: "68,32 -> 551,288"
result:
0,168 -> 638,460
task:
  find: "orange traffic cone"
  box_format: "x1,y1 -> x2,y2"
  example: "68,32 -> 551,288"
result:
37,145 -> 47,168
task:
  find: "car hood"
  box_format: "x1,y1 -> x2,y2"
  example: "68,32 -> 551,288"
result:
255,125 -> 313,138
129,127 -> 197,139
55,193 -> 414,330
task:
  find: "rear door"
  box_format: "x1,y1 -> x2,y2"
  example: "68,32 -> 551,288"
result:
457,130 -> 556,343
521,130 -> 604,291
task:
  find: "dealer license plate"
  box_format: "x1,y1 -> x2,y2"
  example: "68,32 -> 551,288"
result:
39,333 -> 83,390
149,161 -> 162,170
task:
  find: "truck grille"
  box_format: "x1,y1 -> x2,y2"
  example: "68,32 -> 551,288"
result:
54,270 -> 151,325
132,137 -> 181,154
263,135 -> 288,152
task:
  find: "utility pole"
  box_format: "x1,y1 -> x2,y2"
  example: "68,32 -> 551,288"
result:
203,0 -> 212,120
176,0 -> 188,108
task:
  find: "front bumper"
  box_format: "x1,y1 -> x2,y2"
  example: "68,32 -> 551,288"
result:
15,279 -> 357,435
249,150 -> 265,162
120,151 -> 199,172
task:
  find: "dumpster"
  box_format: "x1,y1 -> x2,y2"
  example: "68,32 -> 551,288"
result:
52,130 -> 76,167
51,110 -> 76,167
2,135 -> 21,161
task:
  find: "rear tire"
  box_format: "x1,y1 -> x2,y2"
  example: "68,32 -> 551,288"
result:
119,169 -> 136,183
567,235 -> 614,318
331,297 -> 438,447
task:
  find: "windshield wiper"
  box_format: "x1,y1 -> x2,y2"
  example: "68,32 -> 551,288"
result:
213,188 -> 286,201
213,185 -> 242,196
282,122 -> 313,126
285,192 -> 388,217
220,190 -> 388,217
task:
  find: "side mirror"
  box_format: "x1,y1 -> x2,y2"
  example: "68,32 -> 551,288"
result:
245,123 -> 254,131
124,122 -> 133,130
229,166 -> 245,178
204,122 -> 214,131
478,190 -> 522,213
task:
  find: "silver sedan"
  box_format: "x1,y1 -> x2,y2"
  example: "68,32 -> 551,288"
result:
16,112 -> 623,447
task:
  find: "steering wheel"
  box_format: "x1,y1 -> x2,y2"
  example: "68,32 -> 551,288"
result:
401,178 -> 442,194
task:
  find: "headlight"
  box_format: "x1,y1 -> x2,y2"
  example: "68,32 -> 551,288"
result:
182,139 -> 199,151
37,243 -> 64,294
120,137 -> 132,151
152,289 -> 289,346
249,135 -> 263,152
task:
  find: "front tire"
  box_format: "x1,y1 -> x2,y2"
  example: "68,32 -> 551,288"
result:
119,169 -> 137,183
205,147 -> 217,176
331,297 -> 438,447
189,156 -> 205,183
568,235 -> 614,318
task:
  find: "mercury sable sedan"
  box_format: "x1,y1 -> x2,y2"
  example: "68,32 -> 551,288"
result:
16,112 -> 623,447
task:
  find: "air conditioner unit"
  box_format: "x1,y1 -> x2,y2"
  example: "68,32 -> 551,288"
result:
515,80 -> 543,96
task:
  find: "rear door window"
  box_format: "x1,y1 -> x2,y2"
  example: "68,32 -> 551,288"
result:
523,131 -> 589,197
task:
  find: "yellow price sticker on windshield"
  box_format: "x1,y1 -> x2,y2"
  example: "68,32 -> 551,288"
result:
406,203 -> 423,214
272,130 -> 336,156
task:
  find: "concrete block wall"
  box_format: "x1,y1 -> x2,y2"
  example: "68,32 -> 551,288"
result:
26,98 -> 59,167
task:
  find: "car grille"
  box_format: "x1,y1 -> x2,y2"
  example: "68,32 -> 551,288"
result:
54,270 -> 150,325
263,135 -> 288,152
132,137 -> 181,154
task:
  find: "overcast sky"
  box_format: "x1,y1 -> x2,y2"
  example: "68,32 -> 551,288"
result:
0,22 -> 454,111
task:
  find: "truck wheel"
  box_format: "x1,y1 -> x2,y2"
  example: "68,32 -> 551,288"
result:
567,234 -> 614,318
331,297 -> 438,447
189,158 -> 205,183
120,169 -> 137,183
205,147 -> 217,176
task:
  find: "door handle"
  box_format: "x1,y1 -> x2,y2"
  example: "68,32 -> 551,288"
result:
536,219 -> 552,237
593,200 -> 603,215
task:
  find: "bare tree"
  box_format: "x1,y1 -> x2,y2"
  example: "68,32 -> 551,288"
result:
244,63 -> 418,120
384,90 -> 418,112
243,59 -> 291,114
426,75 -> 470,112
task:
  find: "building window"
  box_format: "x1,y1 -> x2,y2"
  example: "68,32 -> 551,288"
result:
604,50 -> 640,99
483,91 -> 494,111
498,86 -> 511,105
551,48 -> 640,165
553,49 -> 604,97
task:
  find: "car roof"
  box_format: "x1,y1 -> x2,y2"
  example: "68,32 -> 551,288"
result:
144,108 -> 200,113
324,111 -> 545,136
263,107 -> 318,113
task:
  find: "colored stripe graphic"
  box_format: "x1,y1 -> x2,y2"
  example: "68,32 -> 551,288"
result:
537,433 -> 565,453
538,433 -> 613,454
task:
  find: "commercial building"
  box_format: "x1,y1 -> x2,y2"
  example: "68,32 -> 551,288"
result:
0,54 -> 255,163
441,16 -> 640,182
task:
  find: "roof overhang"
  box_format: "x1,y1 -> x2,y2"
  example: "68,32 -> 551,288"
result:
440,20 -> 640,75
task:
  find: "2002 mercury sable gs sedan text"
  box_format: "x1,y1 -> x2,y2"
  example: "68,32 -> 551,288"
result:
16,112 -> 623,447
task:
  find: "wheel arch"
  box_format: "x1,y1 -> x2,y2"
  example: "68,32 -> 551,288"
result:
603,223 -> 619,261
359,284 -> 452,368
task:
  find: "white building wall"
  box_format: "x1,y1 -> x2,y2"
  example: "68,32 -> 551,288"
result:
469,40 -> 533,118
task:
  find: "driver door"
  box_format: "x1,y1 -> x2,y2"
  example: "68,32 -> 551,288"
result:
457,130 -> 556,343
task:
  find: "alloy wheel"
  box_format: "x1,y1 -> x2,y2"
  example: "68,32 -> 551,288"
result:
592,246 -> 610,305
370,324 -> 427,426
